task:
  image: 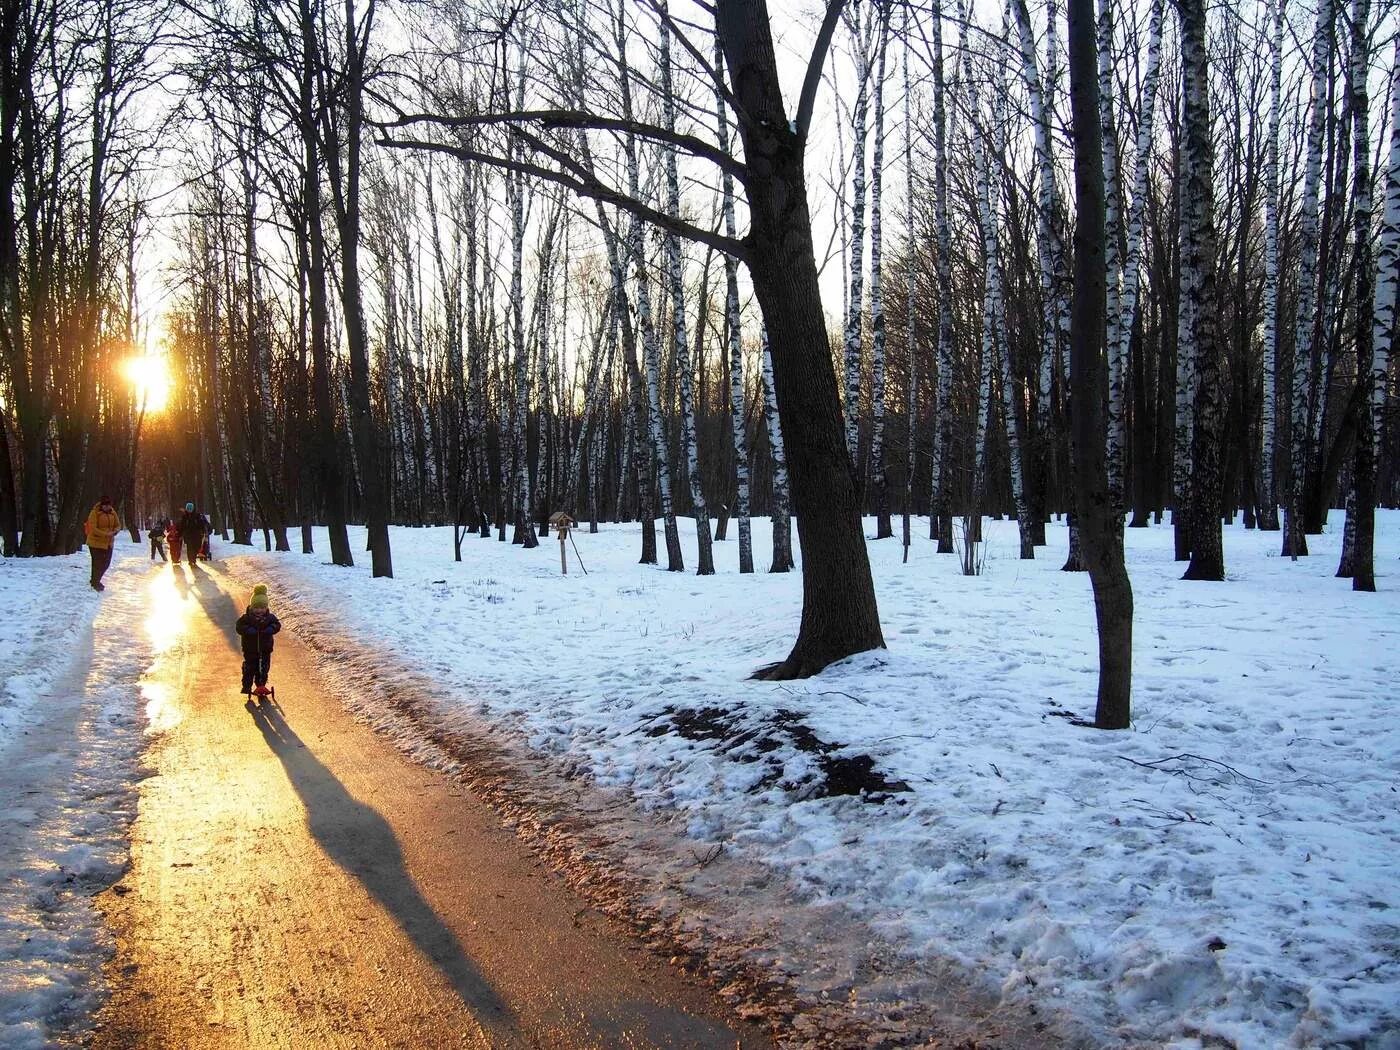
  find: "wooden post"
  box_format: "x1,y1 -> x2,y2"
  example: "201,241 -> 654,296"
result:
548,511 -> 576,575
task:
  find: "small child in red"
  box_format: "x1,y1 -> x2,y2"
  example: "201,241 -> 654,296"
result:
235,584 -> 281,696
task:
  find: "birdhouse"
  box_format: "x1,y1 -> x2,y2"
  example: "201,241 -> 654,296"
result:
549,511 -> 576,573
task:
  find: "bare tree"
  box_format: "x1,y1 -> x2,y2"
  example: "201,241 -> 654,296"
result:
1067,0 -> 1133,727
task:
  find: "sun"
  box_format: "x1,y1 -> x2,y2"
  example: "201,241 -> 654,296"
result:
124,355 -> 171,414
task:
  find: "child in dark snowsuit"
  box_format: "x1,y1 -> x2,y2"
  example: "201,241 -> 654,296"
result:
235,584 -> 281,695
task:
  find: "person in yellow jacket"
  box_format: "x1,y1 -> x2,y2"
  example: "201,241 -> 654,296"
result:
84,495 -> 120,591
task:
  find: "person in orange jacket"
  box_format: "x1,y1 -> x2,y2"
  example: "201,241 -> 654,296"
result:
84,495 -> 120,591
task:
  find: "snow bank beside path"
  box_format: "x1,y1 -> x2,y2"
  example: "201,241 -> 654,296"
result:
238,515 -> 1400,1048
0,544 -> 155,1048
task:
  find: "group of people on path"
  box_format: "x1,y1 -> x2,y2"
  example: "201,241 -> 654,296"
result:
85,498 -> 212,590
84,495 -> 276,698
148,503 -> 211,567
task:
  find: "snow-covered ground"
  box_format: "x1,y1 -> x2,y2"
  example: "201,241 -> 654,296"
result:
237,512 -> 1400,1049
0,544 -> 154,1048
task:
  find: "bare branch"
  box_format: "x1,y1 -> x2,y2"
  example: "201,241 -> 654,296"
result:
377,108 -> 748,183
795,0 -> 847,141
377,133 -> 748,261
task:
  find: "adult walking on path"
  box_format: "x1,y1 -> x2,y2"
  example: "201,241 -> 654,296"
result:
93,566 -> 770,1048
84,496 -> 120,591
176,502 -> 206,566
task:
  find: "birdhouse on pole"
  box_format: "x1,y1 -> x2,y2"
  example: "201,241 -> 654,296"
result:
549,512 -> 575,573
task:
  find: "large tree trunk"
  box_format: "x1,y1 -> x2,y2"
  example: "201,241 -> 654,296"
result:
1066,0 -> 1132,728
718,0 -> 883,676
331,11 -> 393,578
299,0 -> 351,566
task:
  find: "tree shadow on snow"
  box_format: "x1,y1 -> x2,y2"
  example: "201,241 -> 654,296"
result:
244,696 -> 519,1037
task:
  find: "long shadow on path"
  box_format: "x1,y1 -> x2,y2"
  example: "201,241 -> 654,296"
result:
243,694 -> 519,1038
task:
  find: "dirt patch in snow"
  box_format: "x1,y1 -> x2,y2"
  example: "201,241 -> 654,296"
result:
652,705 -> 913,801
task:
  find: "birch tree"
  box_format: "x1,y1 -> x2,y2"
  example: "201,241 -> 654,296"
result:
1066,0 -> 1132,728
659,2 -> 714,574
901,6 -> 917,562
1099,0 -> 1126,518
841,0 -> 878,467
1367,31 -> 1400,580
1283,0 -> 1335,559
1339,0 -> 1377,590
713,42 -> 754,574
1179,0 -> 1226,581
761,327 -> 794,573
868,3 -> 893,539
1258,0 -> 1283,531
930,0 -> 957,554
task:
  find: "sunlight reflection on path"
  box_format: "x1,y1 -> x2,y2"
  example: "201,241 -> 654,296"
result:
140,567 -> 196,735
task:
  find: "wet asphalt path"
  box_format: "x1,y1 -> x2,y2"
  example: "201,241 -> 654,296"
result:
92,562 -> 771,1049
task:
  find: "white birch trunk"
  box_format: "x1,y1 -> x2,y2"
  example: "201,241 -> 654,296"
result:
902,8 -> 916,560
1373,33 -> 1400,492
761,327 -> 794,572
632,210 -> 682,572
1011,0 -> 1057,446
842,0 -> 876,465
1041,0 -> 1073,454
507,161 -> 536,548
615,0 -> 681,570
929,0 -> 956,550
713,42 -> 754,574
1257,0 -> 1282,529
972,116 -> 998,534
1283,0 -> 1334,558
659,3 -> 714,574
1099,0 -> 1126,512
868,5 -> 892,538
1173,63 -> 1197,536
1340,0 -> 1375,587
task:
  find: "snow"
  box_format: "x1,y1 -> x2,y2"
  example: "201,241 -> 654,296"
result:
231,511 -> 1400,1048
0,544 -> 154,1048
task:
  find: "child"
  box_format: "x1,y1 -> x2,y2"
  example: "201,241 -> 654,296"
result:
235,584 -> 281,696
149,520 -> 167,562
166,520 -> 182,563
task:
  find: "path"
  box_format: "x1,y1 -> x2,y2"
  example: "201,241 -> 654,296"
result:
93,562 -> 771,1049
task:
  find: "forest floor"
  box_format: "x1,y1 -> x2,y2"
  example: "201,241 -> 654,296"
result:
1,514 -> 1396,1048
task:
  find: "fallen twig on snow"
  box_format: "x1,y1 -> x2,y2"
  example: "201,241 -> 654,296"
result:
1116,752 -> 1270,786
